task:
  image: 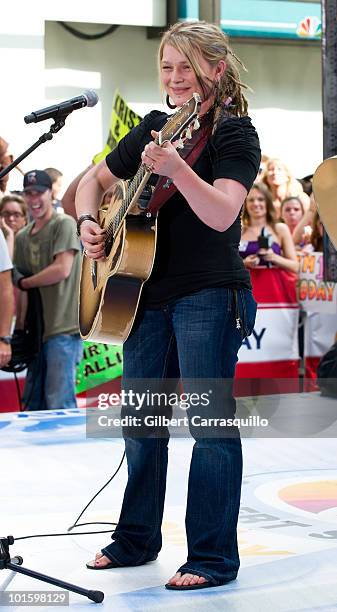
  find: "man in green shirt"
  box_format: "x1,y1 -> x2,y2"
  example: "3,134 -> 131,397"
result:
14,170 -> 82,410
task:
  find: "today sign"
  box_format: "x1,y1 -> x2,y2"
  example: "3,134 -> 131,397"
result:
298,252 -> 337,314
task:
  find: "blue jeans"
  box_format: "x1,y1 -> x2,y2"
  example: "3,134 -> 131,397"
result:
23,333 -> 83,410
102,288 -> 257,585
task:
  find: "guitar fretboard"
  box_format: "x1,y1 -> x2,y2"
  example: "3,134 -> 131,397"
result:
105,162 -> 150,246
103,95 -> 200,247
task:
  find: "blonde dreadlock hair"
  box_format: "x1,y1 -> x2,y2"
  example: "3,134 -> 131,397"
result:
158,21 -> 250,126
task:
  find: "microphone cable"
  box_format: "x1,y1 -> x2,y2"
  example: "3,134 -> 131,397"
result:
14,449 -> 126,542
68,449 -> 126,532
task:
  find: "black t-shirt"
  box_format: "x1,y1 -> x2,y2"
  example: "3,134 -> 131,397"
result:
105,110 -> 261,307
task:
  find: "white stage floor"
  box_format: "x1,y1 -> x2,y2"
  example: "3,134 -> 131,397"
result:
1,400 -> 337,611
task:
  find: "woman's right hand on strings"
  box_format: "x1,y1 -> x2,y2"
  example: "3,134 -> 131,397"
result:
80,220 -> 106,260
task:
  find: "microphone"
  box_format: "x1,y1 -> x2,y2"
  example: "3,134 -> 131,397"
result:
257,227 -> 272,268
257,226 -> 269,249
24,90 -> 99,124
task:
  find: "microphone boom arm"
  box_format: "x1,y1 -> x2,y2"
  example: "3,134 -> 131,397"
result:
0,116 -> 67,182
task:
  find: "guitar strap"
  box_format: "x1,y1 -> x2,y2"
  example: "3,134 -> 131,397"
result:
147,117 -> 213,215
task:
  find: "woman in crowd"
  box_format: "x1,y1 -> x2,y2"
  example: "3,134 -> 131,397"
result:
280,196 -> 304,235
255,153 -> 270,183
240,182 -> 299,273
280,195 -> 312,248
310,211 -> 324,252
261,157 -> 309,218
300,210 -> 324,253
292,192 -> 320,248
0,194 -> 28,258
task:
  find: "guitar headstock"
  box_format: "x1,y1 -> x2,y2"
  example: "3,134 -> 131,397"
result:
158,93 -> 201,147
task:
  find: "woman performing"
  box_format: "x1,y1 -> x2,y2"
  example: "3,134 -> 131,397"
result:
76,21 -> 261,590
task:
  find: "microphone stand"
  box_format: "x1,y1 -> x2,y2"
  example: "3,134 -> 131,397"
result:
0,536 -> 104,604
0,113 -> 105,603
0,115 -> 69,182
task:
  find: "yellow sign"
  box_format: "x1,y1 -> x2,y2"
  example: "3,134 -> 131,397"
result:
93,90 -> 142,164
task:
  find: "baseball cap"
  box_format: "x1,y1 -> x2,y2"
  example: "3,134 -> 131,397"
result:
23,170 -> 52,193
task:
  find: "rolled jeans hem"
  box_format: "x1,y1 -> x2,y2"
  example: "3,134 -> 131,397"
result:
100,547 -> 123,566
101,543 -> 156,567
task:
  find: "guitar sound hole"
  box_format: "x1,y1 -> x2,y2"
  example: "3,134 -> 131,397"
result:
105,236 -> 114,257
105,234 -> 123,268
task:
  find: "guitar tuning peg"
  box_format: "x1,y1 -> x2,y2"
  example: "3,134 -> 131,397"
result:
193,117 -> 200,130
185,127 -> 192,139
176,136 -> 184,149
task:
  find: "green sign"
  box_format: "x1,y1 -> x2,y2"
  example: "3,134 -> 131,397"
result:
76,342 -> 123,394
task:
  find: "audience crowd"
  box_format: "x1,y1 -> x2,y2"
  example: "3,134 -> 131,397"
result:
0,166 -> 82,410
0,149 -> 334,409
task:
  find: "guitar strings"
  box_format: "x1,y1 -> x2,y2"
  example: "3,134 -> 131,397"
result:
103,98 -> 198,247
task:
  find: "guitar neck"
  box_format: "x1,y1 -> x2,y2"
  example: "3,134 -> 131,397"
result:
105,94 -> 201,241
105,166 -> 152,243
125,164 -> 153,217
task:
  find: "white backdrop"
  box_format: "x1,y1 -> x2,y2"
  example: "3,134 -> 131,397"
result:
1,16 -> 322,193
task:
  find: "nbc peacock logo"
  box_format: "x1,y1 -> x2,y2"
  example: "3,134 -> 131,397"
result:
297,16 -> 322,38
278,480 -> 337,519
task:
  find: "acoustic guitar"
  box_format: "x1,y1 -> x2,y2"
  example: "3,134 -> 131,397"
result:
79,93 -> 201,345
312,156 -> 337,249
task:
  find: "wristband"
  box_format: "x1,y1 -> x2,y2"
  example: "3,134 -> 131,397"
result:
0,336 -> 12,345
76,214 -> 98,236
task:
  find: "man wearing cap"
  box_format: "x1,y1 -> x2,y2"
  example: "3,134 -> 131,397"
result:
13,170 -> 82,410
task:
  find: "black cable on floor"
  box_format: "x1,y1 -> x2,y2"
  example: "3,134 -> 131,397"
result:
15,527 -> 116,541
13,450 -> 126,542
68,450 -> 126,531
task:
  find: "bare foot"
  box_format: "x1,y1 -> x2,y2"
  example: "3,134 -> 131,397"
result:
167,572 -> 207,587
87,553 -> 111,568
